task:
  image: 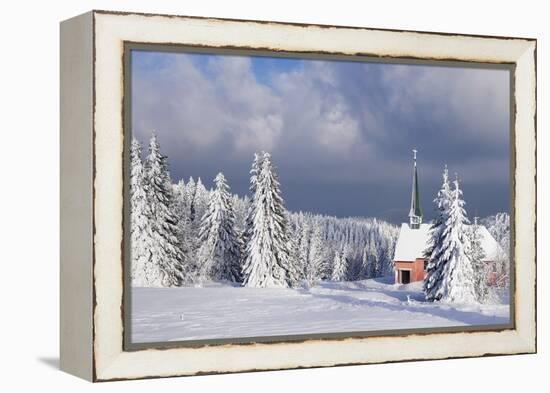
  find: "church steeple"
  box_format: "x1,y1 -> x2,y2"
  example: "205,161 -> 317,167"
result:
408,149 -> 422,229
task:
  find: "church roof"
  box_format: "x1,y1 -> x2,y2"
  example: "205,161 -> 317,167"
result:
394,223 -> 431,261
474,225 -> 502,261
393,223 -> 502,262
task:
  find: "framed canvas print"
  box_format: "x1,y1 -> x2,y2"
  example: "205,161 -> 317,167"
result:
60,10 -> 537,382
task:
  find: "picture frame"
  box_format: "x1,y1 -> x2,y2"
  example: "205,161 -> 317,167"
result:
60,10 -> 537,382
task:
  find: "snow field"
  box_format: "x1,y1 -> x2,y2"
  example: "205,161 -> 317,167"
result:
131,277 -> 509,343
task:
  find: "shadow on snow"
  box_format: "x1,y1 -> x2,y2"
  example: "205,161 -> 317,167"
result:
297,282 -> 509,326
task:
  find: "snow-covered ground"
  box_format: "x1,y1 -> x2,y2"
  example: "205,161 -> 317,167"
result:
130,276 -> 510,343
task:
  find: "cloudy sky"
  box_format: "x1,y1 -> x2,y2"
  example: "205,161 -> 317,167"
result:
131,50 -> 510,224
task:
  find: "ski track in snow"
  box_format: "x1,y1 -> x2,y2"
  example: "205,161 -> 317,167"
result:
130,277 -> 510,343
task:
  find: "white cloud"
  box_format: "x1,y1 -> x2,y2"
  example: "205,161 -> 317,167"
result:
236,114 -> 284,152
134,54 -> 369,161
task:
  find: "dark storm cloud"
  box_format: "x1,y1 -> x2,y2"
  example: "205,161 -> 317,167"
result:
131,51 -> 510,223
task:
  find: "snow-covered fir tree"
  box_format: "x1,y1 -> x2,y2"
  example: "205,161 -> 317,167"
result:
171,179 -> 193,263
467,218 -> 488,302
242,152 -> 297,288
130,138 -> 155,286
287,234 -> 302,282
297,217 -> 312,281
331,247 -> 347,281
172,179 -> 186,206
378,235 -> 395,276
305,220 -> 329,285
438,178 -> 477,303
185,176 -> 197,220
144,132 -> 187,287
243,153 -> 264,243
232,193 -> 249,232
360,244 -> 370,279
193,178 -> 210,224
423,165 -> 452,301
197,173 -> 243,283
345,250 -> 362,281
242,152 -> 264,270
365,232 -> 381,278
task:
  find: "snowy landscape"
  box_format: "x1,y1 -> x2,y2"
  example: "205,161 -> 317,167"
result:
128,51 -> 511,344
131,278 -> 509,343
129,132 -> 511,343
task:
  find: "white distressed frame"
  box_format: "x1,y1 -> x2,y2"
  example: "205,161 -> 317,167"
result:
61,10 -> 536,381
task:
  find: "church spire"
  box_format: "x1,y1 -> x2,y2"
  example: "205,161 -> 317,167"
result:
408,149 -> 422,229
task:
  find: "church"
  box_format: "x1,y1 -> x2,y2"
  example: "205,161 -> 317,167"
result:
392,151 -> 501,285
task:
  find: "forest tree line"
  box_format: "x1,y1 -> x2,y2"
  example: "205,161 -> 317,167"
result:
131,132 -> 510,296
130,133 -> 398,288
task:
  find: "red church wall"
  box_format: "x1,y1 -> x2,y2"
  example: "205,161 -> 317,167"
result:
394,258 -> 427,284
394,259 -> 503,286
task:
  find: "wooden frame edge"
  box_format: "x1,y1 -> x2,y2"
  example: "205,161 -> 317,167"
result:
85,11 -> 537,381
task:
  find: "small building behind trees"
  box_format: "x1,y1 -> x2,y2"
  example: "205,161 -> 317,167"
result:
394,222 -> 501,285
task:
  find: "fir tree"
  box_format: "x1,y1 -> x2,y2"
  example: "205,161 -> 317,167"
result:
424,165 -> 452,301
467,219 -> 488,302
360,244 -> 370,279
130,138 -> 155,286
440,178 -> 477,303
172,179 -> 186,206
381,235 -> 397,276
171,179 -> 193,261
144,132 -> 187,287
232,193 -> 249,232
242,153 -> 264,248
193,177 -> 209,224
305,221 -> 329,285
297,218 -> 312,281
287,234 -> 302,282
331,247 -> 347,281
366,233 -> 380,278
242,152 -> 296,287
185,176 -> 197,221
197,173 -> 243,283
351,229 -> 362,278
